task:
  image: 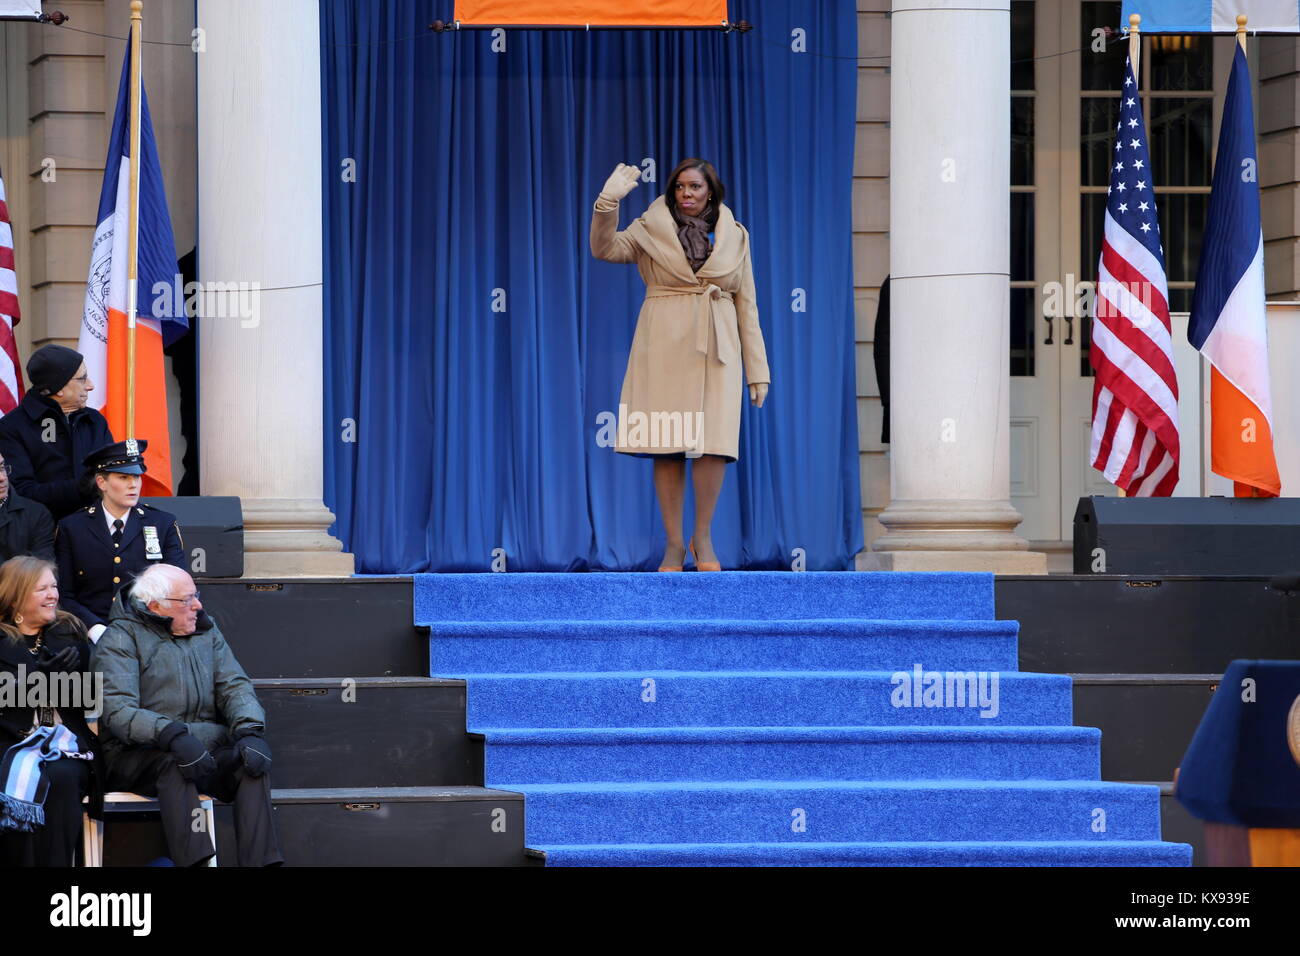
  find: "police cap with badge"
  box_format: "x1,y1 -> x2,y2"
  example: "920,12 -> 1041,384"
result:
84,437 -> 149,476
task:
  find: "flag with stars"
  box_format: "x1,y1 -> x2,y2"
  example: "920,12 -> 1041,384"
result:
1088,57 -> 1180,497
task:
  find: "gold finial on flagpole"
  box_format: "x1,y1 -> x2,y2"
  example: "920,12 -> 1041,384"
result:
1128,13 -> 1141,80
1237,14 -> 1248,53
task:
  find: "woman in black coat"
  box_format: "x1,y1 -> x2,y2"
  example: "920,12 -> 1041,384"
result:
0,555 -> 103,866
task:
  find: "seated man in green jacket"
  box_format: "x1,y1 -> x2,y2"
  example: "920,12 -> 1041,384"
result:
90,563 -> 282,867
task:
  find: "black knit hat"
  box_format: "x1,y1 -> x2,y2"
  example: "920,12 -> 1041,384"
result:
26,344 -> 84,396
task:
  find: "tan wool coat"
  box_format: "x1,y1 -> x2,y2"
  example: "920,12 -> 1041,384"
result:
590,193 -> 770,462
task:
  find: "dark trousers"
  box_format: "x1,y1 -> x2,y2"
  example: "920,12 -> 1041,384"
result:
0,758 -> 91,867
104,744 -> 283,867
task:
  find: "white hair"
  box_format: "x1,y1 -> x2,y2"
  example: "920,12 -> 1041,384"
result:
132,563 -> 194,608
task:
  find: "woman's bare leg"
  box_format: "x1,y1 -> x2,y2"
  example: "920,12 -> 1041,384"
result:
690,455 -> 727,565
653,457 -> 687,567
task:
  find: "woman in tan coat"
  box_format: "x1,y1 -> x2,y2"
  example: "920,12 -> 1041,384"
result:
591,159 -> 770,571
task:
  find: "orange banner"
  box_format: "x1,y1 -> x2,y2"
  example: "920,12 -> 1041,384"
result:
454,0 -> 728,26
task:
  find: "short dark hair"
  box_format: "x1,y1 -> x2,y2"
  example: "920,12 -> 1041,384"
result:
664,158 -> 725,229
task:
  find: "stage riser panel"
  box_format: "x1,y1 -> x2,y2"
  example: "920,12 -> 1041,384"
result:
998,576 -> 1300,674
1160,792 -> 1205,866
255,679 -> 482,789
199,578 -> 425,678
1073,680 -> 1217,782
213,790 -> 528,867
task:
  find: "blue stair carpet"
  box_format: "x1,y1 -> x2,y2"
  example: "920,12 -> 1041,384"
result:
415,571 -> 1192,867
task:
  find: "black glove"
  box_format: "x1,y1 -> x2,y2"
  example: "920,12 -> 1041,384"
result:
236,735 -> 272,777
159,721 -> 216,782
32,645 -> 79,673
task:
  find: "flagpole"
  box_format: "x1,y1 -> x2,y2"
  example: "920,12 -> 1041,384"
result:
125,0 -> 143,438
1237,13 -> 1257,495
1128,12 -> 1140,79
1115,13 -> 1140,500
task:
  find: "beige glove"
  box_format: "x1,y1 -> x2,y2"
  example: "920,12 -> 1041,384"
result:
600,163 -> 641,202
749,383 -> 768,408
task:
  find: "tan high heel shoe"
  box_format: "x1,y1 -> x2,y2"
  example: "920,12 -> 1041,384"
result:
658,543 -> 685,572
689,538 -> 722,572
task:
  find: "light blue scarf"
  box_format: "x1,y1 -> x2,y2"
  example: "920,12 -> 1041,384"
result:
0,723 -> 88,832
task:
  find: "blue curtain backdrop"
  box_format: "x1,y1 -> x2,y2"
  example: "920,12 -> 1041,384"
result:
321,0 -> 863,572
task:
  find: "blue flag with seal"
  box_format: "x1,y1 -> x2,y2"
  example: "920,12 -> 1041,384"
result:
1121,1 -> 1300,32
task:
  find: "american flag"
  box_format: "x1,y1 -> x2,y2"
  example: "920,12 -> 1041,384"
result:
0,165 -> 23,414
1088,58 -> 1180,497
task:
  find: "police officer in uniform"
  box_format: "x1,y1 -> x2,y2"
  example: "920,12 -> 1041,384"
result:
55,439 -> 185,639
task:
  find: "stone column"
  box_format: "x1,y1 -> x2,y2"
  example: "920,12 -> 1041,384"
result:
864,0 -> 1045,573
196,0 -> 352,575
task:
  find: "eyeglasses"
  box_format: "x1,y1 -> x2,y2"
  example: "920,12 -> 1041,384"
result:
71,374 -> 89,384
161,592 -> 201,608
0,462 -> 9,476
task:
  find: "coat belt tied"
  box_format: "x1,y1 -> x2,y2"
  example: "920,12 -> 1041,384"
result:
644,284 -> 737,366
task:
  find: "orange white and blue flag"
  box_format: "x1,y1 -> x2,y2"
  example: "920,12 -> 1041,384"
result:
1188,45 -> 1281,497
79,42 -> 185,497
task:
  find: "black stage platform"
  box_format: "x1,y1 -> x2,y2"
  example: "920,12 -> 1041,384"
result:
98,576 -> 534,867
999,574 -> 1299,865
93,574 -> 1289,865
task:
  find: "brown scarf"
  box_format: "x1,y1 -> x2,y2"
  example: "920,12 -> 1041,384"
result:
675,211 -> 713,273
626,196 -> 743,284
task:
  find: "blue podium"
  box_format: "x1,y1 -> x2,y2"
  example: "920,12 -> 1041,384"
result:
1176,660 -> 1300,865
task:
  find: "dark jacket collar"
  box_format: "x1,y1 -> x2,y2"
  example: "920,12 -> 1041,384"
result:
19,390 -> 66,423
109,583 -> 215,639
0,492 -> 36,513
17,391 -> 98,427
0,616 -> 86,666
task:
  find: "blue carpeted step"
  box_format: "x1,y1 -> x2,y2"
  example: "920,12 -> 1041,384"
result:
507,780 -> 1165,843
461,671 -> 1072,727
412,570 -> 1191,866
535,841 -> 1193,867
479,726 -> 1100,783
414,571 -> 997,624
429,619 -> 1019,673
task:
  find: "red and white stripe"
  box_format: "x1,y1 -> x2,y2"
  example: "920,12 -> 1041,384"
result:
1089,209 -> 1180,497
0,168 -> 24,414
